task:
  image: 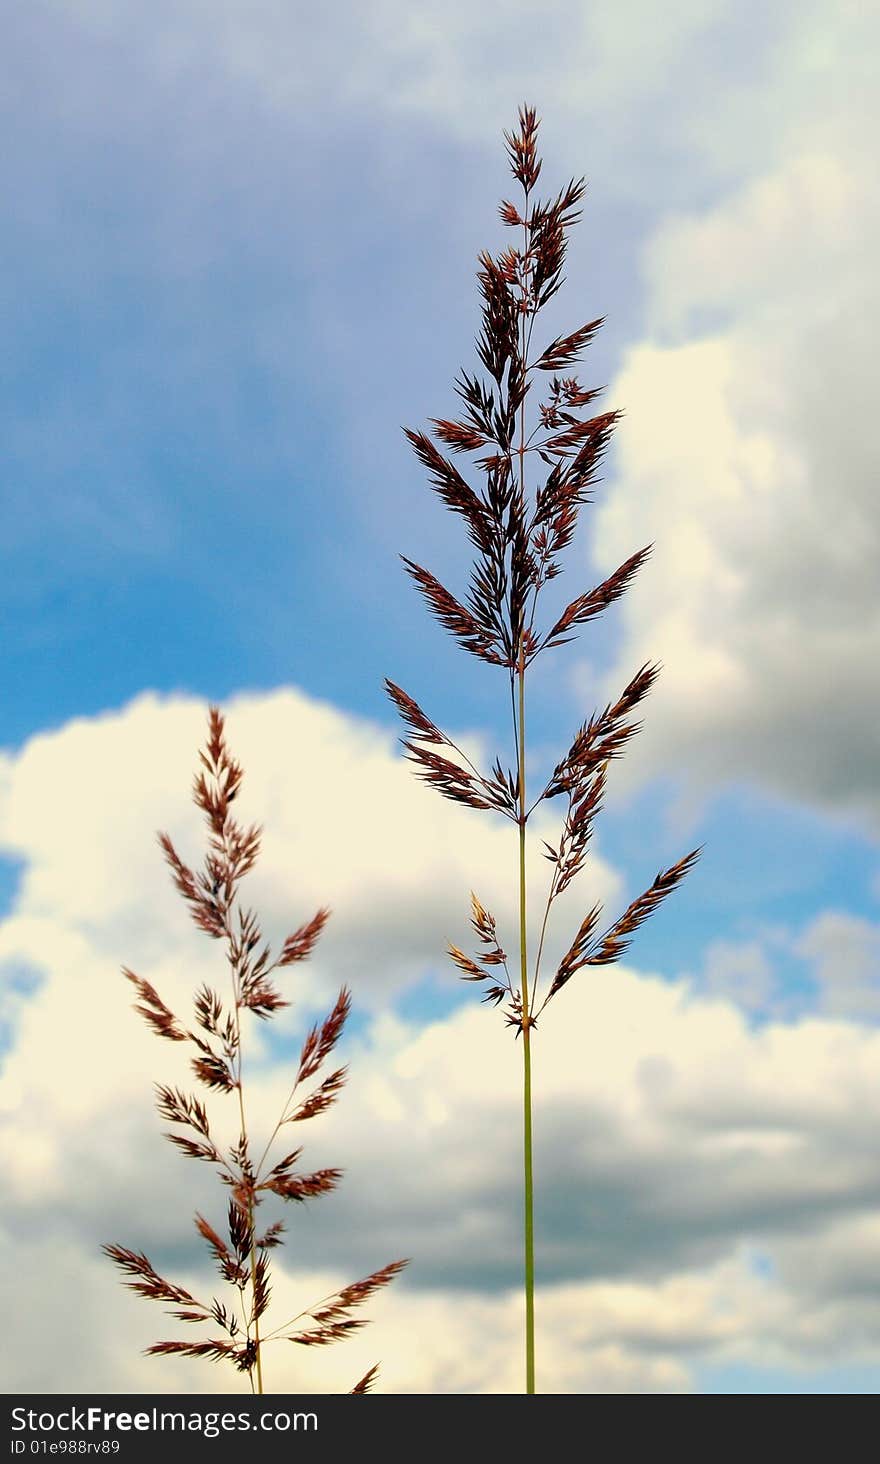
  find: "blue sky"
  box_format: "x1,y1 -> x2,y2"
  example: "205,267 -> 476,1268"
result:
2,1 -> 879,1395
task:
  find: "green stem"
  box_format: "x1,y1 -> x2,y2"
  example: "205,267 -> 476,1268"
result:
522,1025 -> 535,1393
517,661 -> 536,1394
248,1197 -> 264,1394
229,930 -> 264,1396
235,1074 -> 264,1395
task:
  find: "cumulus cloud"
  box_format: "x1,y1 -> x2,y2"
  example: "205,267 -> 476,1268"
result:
9,4 -> 874,789
24,0 -> 831,242
583,7 -> 879,829
4,0 -> 880,1395
3,691 -> 880,1393
694,936 -> 777,1014
0,689 -> 619,1003
685,913 -> 880,1026
795,911 -> 880,1022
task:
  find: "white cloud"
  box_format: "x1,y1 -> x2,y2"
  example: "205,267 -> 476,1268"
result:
12,2 -> 874,659
695,936 -> 776,1013
0,689 -> 619,1002
3,690 -> 880,1393
668,912 -> 880,1027
587,107 -> 880,827
795,911 -> 880,1021
38,0 -> 823,209
6,0 -> 880,1392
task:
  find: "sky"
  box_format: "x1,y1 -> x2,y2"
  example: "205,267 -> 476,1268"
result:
2,0 -> 879,1396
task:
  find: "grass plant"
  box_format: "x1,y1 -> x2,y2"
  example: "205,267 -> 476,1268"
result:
105,707 -> 406,1393
386,106 -> 700,1394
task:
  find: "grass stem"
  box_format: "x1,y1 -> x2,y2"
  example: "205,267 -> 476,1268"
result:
517,660 -> 535,1393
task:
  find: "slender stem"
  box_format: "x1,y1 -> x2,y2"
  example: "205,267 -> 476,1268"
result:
517,187 -> 536,1397
248,1197 -> 264,1389
262,1278 -> 352,1342
517,660 -> 535,1395
255,1064 -> 298,1180
234,1077 -> 264,1394
522,1026 -> 535,1394
227,912 -> 264,1397
509,672 -> 520,779
530,869 -> 557,1013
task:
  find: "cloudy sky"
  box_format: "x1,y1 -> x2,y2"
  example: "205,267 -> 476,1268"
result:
2,0 -> 879,1395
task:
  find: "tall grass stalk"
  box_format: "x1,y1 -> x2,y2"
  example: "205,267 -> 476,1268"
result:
105,707 -> 406,1392
386,107 -> 700,1393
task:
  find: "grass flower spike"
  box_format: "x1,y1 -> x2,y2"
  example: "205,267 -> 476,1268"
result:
105,707 -> 407,1393
386,106 -> 700,1394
